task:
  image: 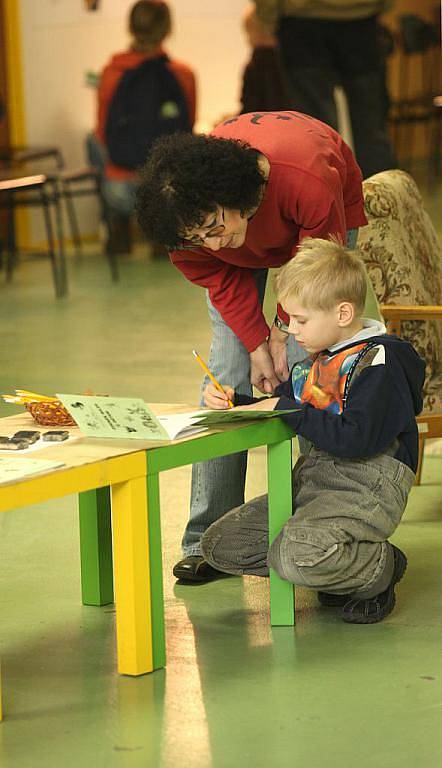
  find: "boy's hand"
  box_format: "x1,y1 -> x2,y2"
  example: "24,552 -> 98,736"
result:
235,397 -> 278,412
203,383 -> 235,409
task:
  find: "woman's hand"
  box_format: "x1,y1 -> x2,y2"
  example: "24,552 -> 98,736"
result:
250,341 -> 280,393
268,323 -> 289,382
203,383 -> 235,409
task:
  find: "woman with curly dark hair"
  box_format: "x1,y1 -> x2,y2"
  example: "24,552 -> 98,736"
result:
136,110 -> 379,583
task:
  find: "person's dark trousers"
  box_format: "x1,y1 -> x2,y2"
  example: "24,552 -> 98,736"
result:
277,15 -> 398,178
106,213 -> 132,255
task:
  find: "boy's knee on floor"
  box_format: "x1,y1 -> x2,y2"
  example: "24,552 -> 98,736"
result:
267,531 -> 287,579
267,523 -> 344,585
200,520 -> 248,572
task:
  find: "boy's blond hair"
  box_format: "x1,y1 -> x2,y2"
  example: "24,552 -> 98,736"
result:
275,237 -> 367,314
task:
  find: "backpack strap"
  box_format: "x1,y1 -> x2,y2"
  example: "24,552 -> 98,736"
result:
341,340 -> 382,410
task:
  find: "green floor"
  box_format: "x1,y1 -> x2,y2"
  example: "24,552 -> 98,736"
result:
0,229 -> 441,767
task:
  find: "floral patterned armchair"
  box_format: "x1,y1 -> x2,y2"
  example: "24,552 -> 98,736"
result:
358,169 -> 442,482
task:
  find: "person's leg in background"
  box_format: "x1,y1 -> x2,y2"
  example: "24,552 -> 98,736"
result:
85,132 -> 110,230
247,16 -> 384,324
335,17 -> 398,178
277,17 -> 338,128
101,178 -> 137,255
102,175 -> 168,260
277,14 -> 397,179
175,268 -> 305,582
86,132 -> 107,177
376,23 -> 396,126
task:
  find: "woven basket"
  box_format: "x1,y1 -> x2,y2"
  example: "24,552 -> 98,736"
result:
26,400 -> 77,427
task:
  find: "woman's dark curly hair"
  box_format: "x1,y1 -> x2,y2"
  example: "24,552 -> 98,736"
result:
135,133 -> 266,248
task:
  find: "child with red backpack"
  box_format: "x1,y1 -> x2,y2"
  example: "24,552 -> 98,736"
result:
89,0 -> 196,254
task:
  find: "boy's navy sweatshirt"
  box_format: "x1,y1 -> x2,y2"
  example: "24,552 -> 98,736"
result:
236,321 -> 425,473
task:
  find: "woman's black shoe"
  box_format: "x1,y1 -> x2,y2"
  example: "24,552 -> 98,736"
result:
173,555 -> 227,583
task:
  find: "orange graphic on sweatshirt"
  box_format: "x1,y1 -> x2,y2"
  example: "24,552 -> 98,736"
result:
301,343 -> 367,414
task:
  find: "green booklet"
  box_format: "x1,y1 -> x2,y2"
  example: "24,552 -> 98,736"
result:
193,409 -> 300,426
57,394 -> 300,442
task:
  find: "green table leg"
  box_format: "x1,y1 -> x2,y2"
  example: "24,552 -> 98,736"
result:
78,488 -> 114,606
146,472 -> 166,669
267,439 -> 295,626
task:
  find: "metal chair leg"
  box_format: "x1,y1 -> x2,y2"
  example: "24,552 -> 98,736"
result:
51,182 -> 68,297
62,180 -> 83,258
40,188 -> 62,297
6,192 -> 17,282
99,184 -> 119,282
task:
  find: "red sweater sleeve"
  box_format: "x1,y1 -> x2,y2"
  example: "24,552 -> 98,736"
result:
171,249 -> 269,351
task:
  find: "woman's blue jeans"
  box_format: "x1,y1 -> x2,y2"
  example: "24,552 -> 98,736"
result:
182,228 -> 377,555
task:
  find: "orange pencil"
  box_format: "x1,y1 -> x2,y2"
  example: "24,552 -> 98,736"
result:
192,350 -> 234,409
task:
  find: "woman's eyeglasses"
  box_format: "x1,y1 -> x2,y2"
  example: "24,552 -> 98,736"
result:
182,207 -> 225,247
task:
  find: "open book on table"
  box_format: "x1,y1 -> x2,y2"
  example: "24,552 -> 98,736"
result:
57,394 -> 300,442
158,407 -> 300,440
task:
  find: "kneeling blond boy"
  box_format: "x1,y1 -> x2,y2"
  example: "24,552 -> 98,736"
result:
201,237 -> 425,623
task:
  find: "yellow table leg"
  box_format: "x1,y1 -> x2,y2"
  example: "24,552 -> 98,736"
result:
111,474 -> 153,676
0,662 -> 2,721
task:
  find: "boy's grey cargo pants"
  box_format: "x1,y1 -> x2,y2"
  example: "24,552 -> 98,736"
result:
201,450 -> 414,599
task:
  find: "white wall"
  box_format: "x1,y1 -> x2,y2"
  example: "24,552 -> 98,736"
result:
19,0 -> 250,240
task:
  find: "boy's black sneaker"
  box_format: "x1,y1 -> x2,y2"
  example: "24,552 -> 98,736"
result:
342,545 -> 407,624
